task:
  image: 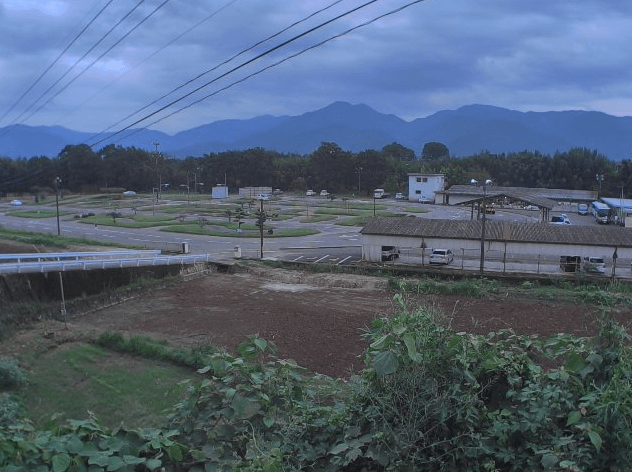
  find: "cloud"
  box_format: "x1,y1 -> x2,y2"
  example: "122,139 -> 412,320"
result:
0,0 -> 630,137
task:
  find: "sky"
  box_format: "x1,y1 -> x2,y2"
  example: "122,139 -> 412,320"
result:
1,0 -> 631,138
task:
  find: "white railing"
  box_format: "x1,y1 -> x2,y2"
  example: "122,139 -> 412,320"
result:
0,251 -> 216,274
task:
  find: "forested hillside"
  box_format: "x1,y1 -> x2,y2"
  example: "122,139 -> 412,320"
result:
0,142 -> 628,198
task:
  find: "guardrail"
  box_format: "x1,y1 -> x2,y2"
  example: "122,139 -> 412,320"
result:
0,250 -> 161,263
0,251 -> 216,275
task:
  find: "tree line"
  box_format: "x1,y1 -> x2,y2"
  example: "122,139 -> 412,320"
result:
0,141 -> 629,198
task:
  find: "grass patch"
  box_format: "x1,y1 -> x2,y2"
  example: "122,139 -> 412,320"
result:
0,227 -> 138,249
19,343 -> 198,429
161,225 -> 319,237
403,206 -> 430,213
6,209 -> 73,218
300,215 -> 338,223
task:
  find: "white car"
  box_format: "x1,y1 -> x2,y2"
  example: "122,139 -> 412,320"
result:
320,190 -> 330,197
550,215 -> 571,225
10,199 -> 22,206
582,256 -> 606,274
256,194 -> 269,200
429,249 -> 454,265
418,195 -> 433,203
306,190 -> 315,196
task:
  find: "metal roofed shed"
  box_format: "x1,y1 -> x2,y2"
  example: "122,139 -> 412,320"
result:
441,185 -> 597,206
360,217 -> 632,274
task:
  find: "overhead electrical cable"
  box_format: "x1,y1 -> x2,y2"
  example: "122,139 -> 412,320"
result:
7,0 -> 148,128
0,0 -> 117,126
87,0 -> 346,141
18,0 -> 173,128
62,0 -> 243,122
104,0 -> 427,147
86,0 -> 383,147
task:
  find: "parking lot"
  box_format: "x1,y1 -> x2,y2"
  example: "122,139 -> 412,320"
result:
1,193 -> 625,277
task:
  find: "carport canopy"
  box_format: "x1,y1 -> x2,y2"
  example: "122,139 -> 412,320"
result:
456,190 -> 556,222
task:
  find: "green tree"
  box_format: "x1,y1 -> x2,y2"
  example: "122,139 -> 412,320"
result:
422,142 -> 449,160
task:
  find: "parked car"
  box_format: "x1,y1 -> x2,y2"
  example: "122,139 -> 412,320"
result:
577,203 -> 588,215
320,190 -> 330,197
381,246 -> 400,261
524,205 -> 538,211
551,215 -> 571,225
582,256 -> 606,274
394,192 -> 406,200
429,249 -> 454,265
418,195 -> 433,203
256,194 -> 269,200
10,199 -> 22,206
306,189 -> 315,196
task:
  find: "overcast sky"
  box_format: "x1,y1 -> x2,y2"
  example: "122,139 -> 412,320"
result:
1,0 -> 631,137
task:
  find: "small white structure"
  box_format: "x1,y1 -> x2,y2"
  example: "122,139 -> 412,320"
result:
408,173 -> 445,203
212,184 -> 229,199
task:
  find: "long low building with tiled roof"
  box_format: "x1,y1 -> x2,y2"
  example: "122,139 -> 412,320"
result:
360,217 -> 632,266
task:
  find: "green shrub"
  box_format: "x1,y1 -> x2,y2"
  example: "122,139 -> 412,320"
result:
0,393 -> 24,427
0,356 -> 26,389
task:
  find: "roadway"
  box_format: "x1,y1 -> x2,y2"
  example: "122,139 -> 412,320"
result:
0,197 -> 623,276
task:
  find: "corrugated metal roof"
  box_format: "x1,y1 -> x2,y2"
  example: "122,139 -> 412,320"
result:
360,217 -> 632,247
452,189 -> 557,209
445,185 -> 597,201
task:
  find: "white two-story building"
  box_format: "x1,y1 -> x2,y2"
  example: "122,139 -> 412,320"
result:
408,173 -> 446,203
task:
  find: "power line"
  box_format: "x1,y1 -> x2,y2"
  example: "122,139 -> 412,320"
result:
87,0 -> 346,142
17,0 -> 173,128
6,0 -> 148,128
86,0 -> 383,147
61,0 -> 243,123
107,0 -> 428,147
0,0 -> 117,127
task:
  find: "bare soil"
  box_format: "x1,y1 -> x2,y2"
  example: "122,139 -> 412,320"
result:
5,268 -> 632,378
1,240 -> 631,378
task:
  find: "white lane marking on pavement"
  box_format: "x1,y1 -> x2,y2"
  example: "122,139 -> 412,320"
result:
338,256 -> 352,265
314,254 -> 330,263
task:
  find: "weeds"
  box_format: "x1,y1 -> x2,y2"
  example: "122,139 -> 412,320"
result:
96,332 -> 220,369
0,356 -> 26,389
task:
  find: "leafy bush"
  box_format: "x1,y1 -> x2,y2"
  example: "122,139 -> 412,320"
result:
3,300 -> 632,471
0,356 -> 26,390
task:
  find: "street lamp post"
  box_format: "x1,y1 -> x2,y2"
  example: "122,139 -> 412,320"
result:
596,173 -> 604,197
356,167 -> 362,192
53,177 -> 61,235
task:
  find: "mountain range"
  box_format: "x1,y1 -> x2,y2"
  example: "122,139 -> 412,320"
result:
1,102 -> 632,160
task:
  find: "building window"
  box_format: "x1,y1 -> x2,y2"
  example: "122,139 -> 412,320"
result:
422,177 -> 428,183
415,190 -> 421,194
416,177 -> 421,182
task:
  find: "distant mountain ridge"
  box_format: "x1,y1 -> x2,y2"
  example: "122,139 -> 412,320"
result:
1,102 -> 631,160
